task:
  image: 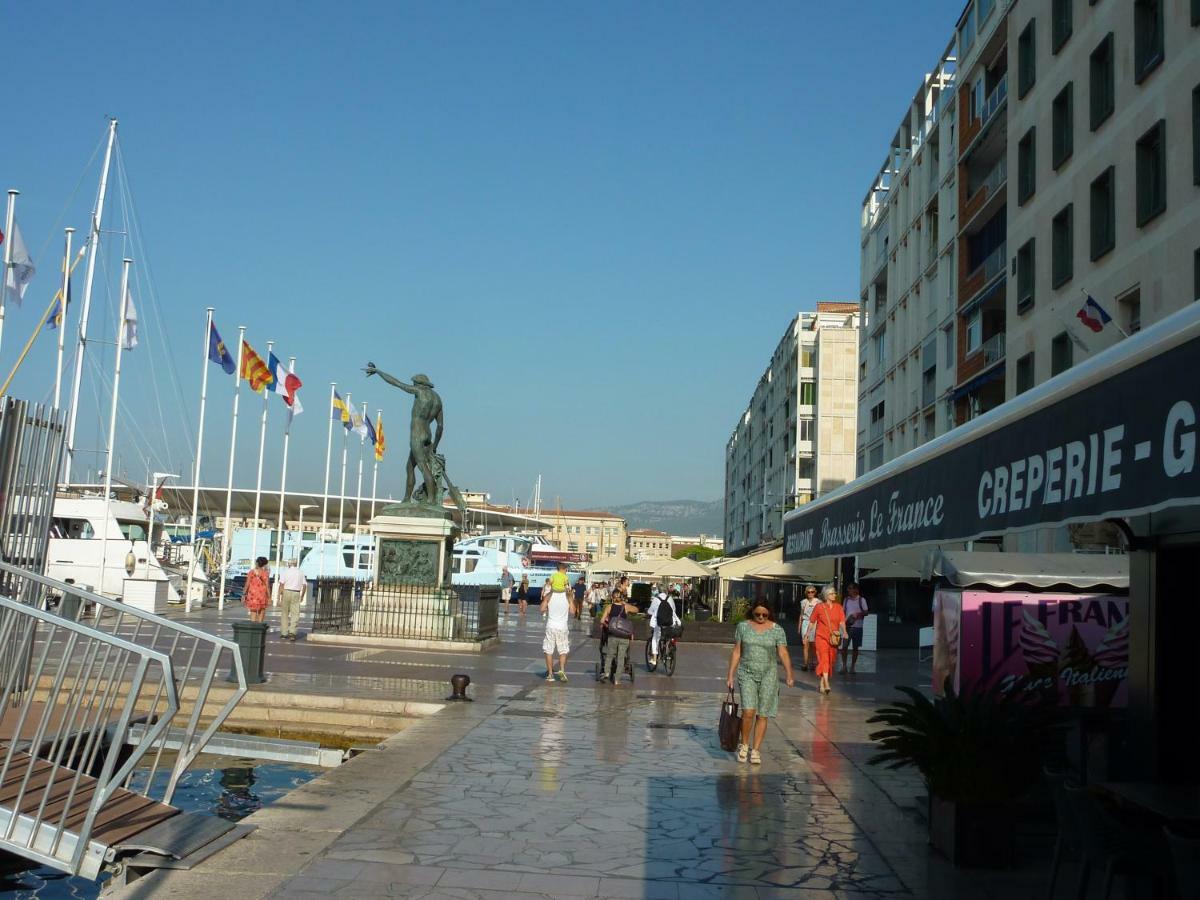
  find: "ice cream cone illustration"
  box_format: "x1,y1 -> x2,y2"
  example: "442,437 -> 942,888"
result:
1019,609 -> 1060,698
1091,616 -> 1129,707
1062,625 -> 1097,706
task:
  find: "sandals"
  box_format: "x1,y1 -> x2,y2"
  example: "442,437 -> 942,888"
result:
749,749 -> 762,765
736,743 -> 748,762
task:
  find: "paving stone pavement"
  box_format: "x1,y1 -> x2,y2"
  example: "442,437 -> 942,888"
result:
117,611 -> 1052,899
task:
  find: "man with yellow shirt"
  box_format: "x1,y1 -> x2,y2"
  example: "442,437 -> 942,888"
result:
540,562 -> 576,682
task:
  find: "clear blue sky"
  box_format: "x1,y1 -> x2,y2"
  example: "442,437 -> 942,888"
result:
4,1 -> 960,511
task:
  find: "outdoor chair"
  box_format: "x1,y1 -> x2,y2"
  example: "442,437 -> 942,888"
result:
1044,767 -> 1083,900
1063,784 -> 1169,899
1164,827 -> 1200,899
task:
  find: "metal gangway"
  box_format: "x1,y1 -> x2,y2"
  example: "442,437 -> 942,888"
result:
0,561 -> 248,880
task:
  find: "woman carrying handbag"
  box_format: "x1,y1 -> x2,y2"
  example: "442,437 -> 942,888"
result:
812,586 -> 847,695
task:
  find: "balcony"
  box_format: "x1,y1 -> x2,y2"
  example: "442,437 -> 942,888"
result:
959,240 -> 1006,308
980,75 -> 1007,128
960,156 -> 1007,226
922,378 -> 937,408
981,332 -> 1006,365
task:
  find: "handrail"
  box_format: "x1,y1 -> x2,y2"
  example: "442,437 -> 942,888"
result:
0,561 -> 247,877
0,593 -> 176,876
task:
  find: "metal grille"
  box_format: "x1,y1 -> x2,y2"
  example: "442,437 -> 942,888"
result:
311,580 -> 498,641
0,398 -> 66,594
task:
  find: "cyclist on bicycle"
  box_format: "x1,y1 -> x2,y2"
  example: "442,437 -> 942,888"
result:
647,589 -> 681,666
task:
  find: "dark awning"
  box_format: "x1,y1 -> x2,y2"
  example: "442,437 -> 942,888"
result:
783,301 -> 1200,561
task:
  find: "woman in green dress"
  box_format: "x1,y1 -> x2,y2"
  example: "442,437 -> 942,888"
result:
725,602 -> 795,764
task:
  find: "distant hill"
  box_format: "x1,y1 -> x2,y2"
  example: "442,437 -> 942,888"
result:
609,499 -> 723,538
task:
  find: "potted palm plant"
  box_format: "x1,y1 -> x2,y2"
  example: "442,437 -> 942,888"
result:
867,679 -> 1060,867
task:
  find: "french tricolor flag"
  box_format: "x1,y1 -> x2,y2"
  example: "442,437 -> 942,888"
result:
267,351 -> 303,410
1076,295 -> 1113,333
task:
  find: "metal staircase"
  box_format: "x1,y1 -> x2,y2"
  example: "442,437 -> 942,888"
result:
0,563 -> 247,879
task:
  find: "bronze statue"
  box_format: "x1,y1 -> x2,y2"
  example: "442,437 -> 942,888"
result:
363,363 -> 465,513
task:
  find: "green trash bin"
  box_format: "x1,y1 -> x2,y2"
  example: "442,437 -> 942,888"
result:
228,621 -> 268,684
59,592 -> 83,622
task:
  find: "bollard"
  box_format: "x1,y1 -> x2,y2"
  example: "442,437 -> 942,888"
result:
447,673 -> 472,701
228,621 -> 268,684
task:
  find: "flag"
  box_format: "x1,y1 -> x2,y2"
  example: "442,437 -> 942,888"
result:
266,351 -> 303,407
240,339 -> 274,392
208,322 -> 236,374
364,412 -> 377,448
2,221 -> 35,306
121,292 -> 139,350
1076,295 -> 1113,334
46,275 -> 70,331
331,390 -> 351,429
374,416 -> 386,462
350,402 -> 368,439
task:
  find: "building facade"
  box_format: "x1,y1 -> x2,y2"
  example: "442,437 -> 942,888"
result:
541,509 -> 626,561
670,534 -> 724,555
627,529 -> 672,561
724,304 -> 860,556
859,36 -> 961,475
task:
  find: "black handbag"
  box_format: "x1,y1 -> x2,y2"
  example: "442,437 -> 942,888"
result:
606,609 -> 634,639
718,687 -> 741,752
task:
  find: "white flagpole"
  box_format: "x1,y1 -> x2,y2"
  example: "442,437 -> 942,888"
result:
184,307 -> 214,612
218,326 -> 246,611
273,356 -> 297,601
0,189 -> 17,360
370,408 -> 381,521
53,228 -> 74,408
65,118 -> 118,483
337,391 -> 352,540
319,382 -> 335,581
97,258 -> 132,597
250,340 -> 273,566
353,401 -> 366,573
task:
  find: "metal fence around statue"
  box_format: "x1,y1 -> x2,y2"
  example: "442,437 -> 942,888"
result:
311,580 -> 498,641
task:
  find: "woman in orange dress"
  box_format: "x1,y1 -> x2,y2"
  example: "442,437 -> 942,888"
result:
243,556 -> 271,623
812,586 -> 847,695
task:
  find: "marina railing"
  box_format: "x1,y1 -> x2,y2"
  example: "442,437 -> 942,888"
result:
0,561 -> 247,877
311,580 -> 499,641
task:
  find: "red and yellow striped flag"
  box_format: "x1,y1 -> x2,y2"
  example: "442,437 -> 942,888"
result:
374,416 -> 386,462
240,340 -> 274,393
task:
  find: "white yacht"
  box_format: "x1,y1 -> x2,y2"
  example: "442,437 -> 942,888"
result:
47,492 -> 190,604
451,532 -> 585,590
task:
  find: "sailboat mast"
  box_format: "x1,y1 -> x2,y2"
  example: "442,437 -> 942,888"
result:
0,189 -> 18,360
53,228 -> 74,408
185,307 -> 214,612
65,118 -> 118,483
97,258 -> 132,596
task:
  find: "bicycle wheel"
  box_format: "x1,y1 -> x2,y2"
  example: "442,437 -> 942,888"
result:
664,641 -> 677,676
644,639 -> 657,672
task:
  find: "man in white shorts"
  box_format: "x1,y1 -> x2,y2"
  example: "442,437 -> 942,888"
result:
541,562 -> 575,682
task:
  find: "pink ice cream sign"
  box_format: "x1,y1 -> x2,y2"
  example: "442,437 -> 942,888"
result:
944,591 -> 1129,707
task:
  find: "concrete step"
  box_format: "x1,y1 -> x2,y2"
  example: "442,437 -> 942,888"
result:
215,703 -> 416,731
200,718 -> 406,747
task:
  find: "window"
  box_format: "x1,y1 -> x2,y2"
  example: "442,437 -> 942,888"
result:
798,417 -> 814,442
1196,248 -> 1200,301
1052,204 -> 1074,288
1052,0 -> 1072,52
959,6 -> 976,57
1134,0 -> 1164,83
943,326 -> 954,367
800,346 -> 816,367
1119,290 -> 1142,334
1194,85 -> 1200,185
1052,83 -> 1073,169
1018,20 -> 1037,98
118,521 -> 149,542
978,0 -> 993,21
966,310 -> 982,352
799,381 -> 816,405
1090,34 -> 1114,130
1018,128 -> 1036,204
1016,353 -> 1035,395
1051,333 -> 1073,376
567,542 -> 579,552
1136,120 -> 1167,226
1090,167 -> 1116,260
1195,0 -> 1200,26
1017,240 -> 1035,313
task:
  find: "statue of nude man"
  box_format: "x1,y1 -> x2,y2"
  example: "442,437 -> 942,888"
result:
363,362 -> 443,504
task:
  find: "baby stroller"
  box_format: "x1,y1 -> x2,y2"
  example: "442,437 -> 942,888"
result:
594,627 -> 635,684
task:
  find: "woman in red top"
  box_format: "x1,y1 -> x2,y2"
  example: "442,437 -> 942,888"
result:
243,556 -> 271,623
812,585 -> 847,695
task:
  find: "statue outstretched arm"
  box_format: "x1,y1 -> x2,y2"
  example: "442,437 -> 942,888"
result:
364,362 -> 416,395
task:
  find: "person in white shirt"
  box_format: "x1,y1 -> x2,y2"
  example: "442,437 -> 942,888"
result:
840,582 -> 869,674
277,558 -> 308,641
647,590 -> 681,665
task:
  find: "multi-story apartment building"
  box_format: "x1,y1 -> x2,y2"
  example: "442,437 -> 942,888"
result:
627,529 -> 672,561
541,509 -> 626,561
954,0 -> 1014,427
724,304 -> 860,556
858,38 -> 960,475
1006,0 -> 1200,395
